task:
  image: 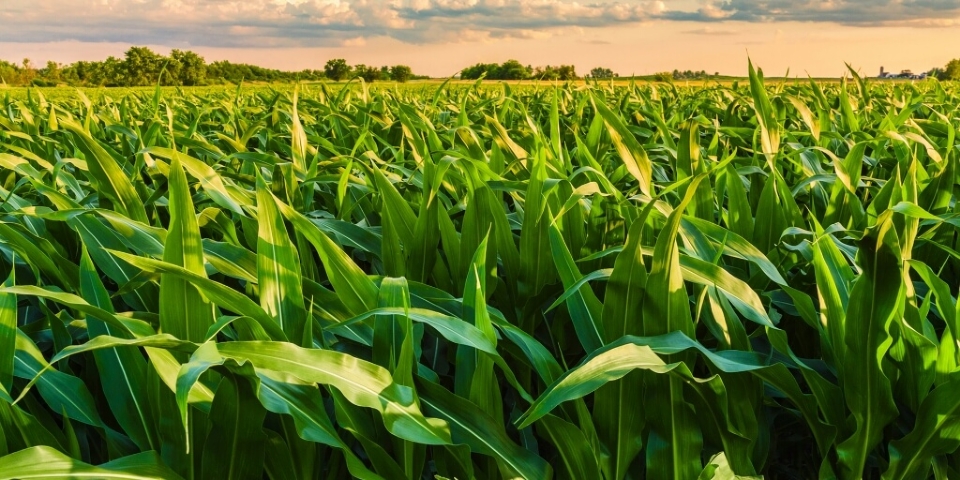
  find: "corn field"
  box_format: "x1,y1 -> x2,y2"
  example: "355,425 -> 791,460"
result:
0,65 -> 958,479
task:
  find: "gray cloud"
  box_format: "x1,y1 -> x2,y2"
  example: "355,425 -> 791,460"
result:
662,0 -> 960,26
0,0 -> 664,47
0,0 -> 957,49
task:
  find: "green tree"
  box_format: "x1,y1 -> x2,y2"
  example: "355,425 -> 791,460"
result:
171,50 -> 206,86
460,63 -> 499,80
556,65 -> 577,80
19,58 -> 37,85
942,59 -> 960,80
589,67 -> 615,79
324,58 -> 351,81
96,57 -> 123,86
353,64 -> 381,82
533,65 -> 558,80
653,72 -> 673,82
390,65 -> 413,82
0,59 -> 19,85
123,46 -> 165,86
497,59 -> 531,80
41,61 -> 61,82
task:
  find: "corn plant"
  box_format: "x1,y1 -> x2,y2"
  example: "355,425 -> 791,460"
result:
0,68 -> 958,479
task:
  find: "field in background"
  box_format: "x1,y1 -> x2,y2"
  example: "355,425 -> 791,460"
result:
0,67 -> 958,479
1,75 -> 932,101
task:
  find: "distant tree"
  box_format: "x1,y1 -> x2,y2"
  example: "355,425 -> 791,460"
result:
0,59 -> 19,84
41,61 -> 61,82
171,49 -> 206,86
555,65 -> 577,80
531,65 -> 577,81
325,59 -> 351,81
942,59 -> 960,81
354,64 -> 381,82
18,58 -> 37,85
390,65 -> 413,82
497,60 -> 531,80
460,63 -> 499,80
653,72 -> 672,82
671,69 -> 709,80
1,48 -> 324,86
123,46 -> 165,85
533,65 -> 558,80
589,67 -> 615,79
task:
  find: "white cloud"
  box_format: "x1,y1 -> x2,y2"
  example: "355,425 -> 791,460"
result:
1,0 -> 957,49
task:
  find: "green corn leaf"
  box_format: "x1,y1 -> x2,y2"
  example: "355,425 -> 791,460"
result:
747,59 -> 780,168
0,268 -> 15,398
107,251 -> 287,342
256,173 -> 309,347
161,154 -> 214,345
596,213 -> 648,480
535,414 -> 601,480
590,93 -> 653,195
257,371 -> 385,480
0,446 -> 183,480
60,119 -> 149,224
274,197 -> 380,316
200,375 -> 268,480
837,215 -> 903,479
547,219 -> 605,352
79,247 -> 158,451
417,377 -> 551,480
884,378 -> 960,480
203,341 -> 452,445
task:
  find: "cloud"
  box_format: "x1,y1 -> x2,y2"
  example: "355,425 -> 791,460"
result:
0,0 -> 662,47
1,0 -> 958,49
682,26 -> 739,35
662,0 -> 960,26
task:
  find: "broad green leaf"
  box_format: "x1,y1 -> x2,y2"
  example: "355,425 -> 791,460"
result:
211,341 -> 452,445
274,197 -> 379,316
0,446 -> 183,479
161,155 -> 214,345
590,93 -> 652,195
837,215 -> 903,479
256,174 -> 308,347
417,378 -> 551,480
201,375 -> 267,480
79,247 -> 158,451
548,220 -> 604,352
61,119 -> 149,223
0,268 -> 14,397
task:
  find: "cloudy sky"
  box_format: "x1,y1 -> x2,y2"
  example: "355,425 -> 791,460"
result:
1,0 -> 958,77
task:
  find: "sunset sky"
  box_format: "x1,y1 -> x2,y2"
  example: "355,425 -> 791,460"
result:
1,0 -> 958,77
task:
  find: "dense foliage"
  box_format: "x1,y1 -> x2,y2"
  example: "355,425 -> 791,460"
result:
0,66 -> 959,480
459,61 -> 578,81
0,48 -> 419,87
589,67 -> 618,79
671,69 -> 717,80
943,59 -> 960,81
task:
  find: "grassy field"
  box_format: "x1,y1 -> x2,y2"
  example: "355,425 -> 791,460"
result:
0,66 -> 958,479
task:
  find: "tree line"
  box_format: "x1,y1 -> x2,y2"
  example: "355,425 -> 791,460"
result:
930,58 -> 960,81
459,60 -> 595,80
5,47 -> 957,87
0,47 -> 421,87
